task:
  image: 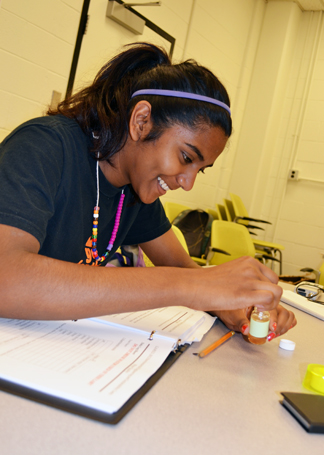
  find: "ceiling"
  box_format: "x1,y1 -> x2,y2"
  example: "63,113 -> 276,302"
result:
267,0 -> 324,11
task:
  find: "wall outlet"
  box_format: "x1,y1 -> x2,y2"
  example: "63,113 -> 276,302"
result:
288,169 -> 299,180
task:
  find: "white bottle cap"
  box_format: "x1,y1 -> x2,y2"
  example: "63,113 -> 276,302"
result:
279,339 -> 296,351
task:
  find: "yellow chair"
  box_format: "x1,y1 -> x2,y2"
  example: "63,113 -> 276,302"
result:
208,220 -> 255,266
163,201 -> 190,223
217,199 -> 267,264
229,192 -> 285,274
301,262 -> 324,286
319,263 -> 324,286
206,208 -> 219,220
207,220 -> 280,268
223,198 -> 235,222
215,204 -> 227,221
230,192 -> 269,233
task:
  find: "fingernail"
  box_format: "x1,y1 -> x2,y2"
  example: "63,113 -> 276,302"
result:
241,324 -> 249,333
272,322 -> 277,331
267,332 -> 276,342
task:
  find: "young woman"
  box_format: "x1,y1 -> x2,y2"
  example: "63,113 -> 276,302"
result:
0,43 -> 296,339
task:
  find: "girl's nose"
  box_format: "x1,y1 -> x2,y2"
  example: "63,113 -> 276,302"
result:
177,171 -> 197,192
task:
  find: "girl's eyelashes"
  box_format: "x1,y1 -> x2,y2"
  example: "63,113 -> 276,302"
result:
182,151 -> 206,173
182,151 -> 193,164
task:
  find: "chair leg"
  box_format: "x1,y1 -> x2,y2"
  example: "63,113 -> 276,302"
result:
277,249 -> 282,275
259,248 -> 282,275
269,248 -> 282,275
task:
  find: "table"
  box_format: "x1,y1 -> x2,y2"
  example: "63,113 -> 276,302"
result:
1,285 -> 324,455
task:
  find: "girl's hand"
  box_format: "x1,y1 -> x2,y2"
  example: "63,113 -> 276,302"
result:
213,304 -> 297,341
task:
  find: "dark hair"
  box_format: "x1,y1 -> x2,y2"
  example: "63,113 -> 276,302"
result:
48,42 -> 231,163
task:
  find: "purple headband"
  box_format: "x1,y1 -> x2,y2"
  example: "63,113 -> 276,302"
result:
131,89 -> 231,116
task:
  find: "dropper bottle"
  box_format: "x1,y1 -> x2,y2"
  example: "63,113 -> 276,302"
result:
248,307 -> 270,345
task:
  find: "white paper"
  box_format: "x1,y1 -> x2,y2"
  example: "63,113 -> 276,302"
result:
0,318 -> 174,413
96,306 -> 216,345
0,308 -> 215,415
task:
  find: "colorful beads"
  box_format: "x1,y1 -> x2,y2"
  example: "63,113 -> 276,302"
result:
91,190 -> 125,263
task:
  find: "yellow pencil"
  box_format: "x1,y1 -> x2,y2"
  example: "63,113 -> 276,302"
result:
194,331 -> 235,358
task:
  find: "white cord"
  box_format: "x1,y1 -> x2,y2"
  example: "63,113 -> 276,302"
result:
96,160 -> 100,208
92,132 -> 100,208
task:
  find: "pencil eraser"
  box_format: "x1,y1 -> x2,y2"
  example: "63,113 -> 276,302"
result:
279,339 -> 296,351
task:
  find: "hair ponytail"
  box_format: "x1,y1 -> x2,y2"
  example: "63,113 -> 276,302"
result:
48,43 -> 171,161
48,42 -> 231,162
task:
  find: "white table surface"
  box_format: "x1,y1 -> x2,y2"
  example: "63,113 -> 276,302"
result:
1,283 -> 324,455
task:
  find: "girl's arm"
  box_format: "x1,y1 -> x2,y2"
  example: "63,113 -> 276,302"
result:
0,224 -> 282,320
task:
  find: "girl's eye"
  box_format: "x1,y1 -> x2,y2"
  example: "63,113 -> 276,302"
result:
182,152 -> 192,164
198,168 -> 206,174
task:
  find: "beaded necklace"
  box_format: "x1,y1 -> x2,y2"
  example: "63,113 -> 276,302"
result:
91,158 -> 125,264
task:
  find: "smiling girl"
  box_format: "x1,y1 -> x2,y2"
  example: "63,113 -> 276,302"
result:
0,43 -> 295,338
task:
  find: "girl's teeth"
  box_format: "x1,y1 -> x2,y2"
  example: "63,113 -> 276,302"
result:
158,177 -> 170,191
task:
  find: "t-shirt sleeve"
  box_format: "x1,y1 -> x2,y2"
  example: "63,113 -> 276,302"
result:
0,123 -> 63,245
122,198 -> 171,245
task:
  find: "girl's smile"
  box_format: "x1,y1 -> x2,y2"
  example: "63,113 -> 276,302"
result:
157,176 -> 170,192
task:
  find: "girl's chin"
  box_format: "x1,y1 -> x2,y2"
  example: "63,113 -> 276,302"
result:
140,195 -> 160,204
145,190 -> 163,204
135,182 -> 166,204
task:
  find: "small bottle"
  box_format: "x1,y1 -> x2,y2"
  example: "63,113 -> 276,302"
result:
248,307 -> 270,345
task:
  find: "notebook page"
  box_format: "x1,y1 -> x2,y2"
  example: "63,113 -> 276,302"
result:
97,306 -> 216,345
0,318 -> 175,413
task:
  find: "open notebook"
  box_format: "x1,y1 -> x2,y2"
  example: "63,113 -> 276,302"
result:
0,307 -> 215,423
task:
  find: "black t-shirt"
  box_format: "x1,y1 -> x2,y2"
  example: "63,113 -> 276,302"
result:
0,116 -> 171,265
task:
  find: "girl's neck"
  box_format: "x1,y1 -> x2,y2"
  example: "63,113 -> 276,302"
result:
98,154 -> 129,189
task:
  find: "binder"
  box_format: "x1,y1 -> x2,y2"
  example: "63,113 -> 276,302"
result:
0,345 -> 188,425
0,308 -> 215,424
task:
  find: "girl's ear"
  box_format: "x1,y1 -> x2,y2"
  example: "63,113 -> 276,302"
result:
129,101 -> 153,141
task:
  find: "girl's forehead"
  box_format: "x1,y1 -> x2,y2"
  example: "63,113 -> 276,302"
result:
169,124 -> 227,147
153,124 -> 227,165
